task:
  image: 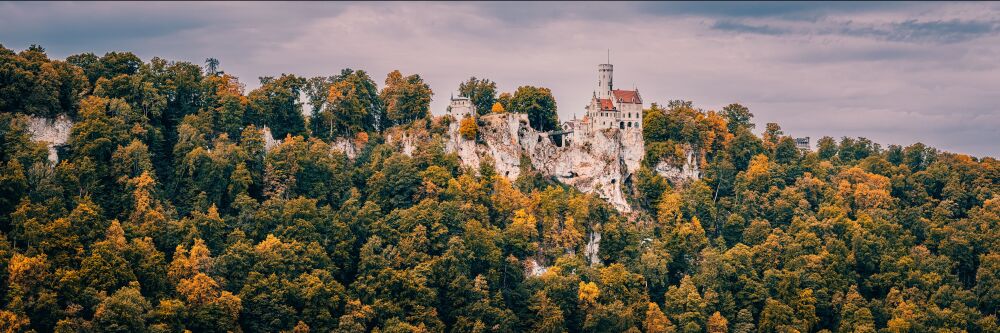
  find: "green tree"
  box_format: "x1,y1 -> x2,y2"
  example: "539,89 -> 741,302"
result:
976,253 -> 1000,314
817,136 -> 838,160
381,70 -> 433,127
511,86 -> 558,132
315,69 -> 385,137
204,58 -> 220,76
837,287 -> 875,333
720,103 -> 754,133
80,221 -> 137,294
458,77 -> 497,116
529,291 -> 566,333
92,284 -> 151,333
248,74 -> 307,138
759,299 -> 795,333
663,276 -> 706,333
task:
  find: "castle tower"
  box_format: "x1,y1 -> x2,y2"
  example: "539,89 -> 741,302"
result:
597,63 -> 613,99
449,94 -> 474,119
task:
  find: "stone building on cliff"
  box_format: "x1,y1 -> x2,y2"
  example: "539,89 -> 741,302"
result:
562,62 -> 643,146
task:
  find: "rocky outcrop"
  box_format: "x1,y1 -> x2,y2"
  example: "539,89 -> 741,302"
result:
654,149 -> 701,185
584,231 -> 602,265
263,126 -> 359,159
525,259 -> 549,277
330,137 -> 358,159
446,113 -> 646,213
261,126 -> 282,152
27,115 -> 73,164
445,114 -> 525,179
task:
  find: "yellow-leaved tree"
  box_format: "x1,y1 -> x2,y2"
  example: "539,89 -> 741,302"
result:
491,102 -> 505,113
459,116 -> 478,140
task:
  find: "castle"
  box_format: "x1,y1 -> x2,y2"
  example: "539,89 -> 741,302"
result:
449,61 -> 643,148
561,62 -> 643,146
584,63 -> 643,131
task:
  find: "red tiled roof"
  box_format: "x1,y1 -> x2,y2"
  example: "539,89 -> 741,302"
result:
612,89 -> 642,104
599,98 -> 615,110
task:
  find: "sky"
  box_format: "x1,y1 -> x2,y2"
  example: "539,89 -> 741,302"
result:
2,1 -> 998,157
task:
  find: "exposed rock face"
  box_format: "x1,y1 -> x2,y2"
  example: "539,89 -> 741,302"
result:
444,113 -> 702,213
525,259 -> 549,277
445,114 -> 525,179
330,137 -> 358,159
584,231 -> 602,265
27,115 -> 72,164
654,149 -> 701,185
385,125 -> 433,159
261,126 -> 282,152
446,113 -> 646,212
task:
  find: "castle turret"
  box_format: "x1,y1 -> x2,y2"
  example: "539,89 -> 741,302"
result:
597,63 -> 613,99
449,94 -> 474,119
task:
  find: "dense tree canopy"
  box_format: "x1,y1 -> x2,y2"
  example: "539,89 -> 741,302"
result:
0,44 -> 997,332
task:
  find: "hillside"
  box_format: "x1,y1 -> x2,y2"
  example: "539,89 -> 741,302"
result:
1,45 -> 999,332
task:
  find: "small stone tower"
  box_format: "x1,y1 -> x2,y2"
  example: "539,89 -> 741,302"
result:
449,94 -> 475,119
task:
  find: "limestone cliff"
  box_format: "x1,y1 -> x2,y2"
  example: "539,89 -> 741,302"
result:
445,113 -> 646,212
260,113 -> 698,214
27,115 -> 73,164
654,149 -> 701,185
261,126 -> 282,152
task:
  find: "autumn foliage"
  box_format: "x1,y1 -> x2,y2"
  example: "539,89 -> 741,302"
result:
459,116 -> 477,140
0,44 -> 997,333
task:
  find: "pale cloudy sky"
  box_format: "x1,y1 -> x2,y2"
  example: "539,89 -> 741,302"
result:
2,1 -> 998,157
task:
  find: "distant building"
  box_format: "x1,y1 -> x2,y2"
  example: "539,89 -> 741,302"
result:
795,137 -> 810,150
448,94 -> 475,119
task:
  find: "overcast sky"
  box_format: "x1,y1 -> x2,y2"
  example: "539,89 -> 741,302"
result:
2,1 -> 998,157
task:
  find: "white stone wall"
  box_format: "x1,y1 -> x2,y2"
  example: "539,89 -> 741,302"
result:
617,102 -> 643,130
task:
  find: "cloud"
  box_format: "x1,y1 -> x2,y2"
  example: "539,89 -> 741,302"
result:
636,1 -> 910,20
0,2 -> 998,157
707,17 -> 999,45
878,19 -> 998,43
711,20 -> 789,35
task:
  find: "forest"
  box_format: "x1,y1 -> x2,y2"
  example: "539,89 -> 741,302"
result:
0,44 -> 998,332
